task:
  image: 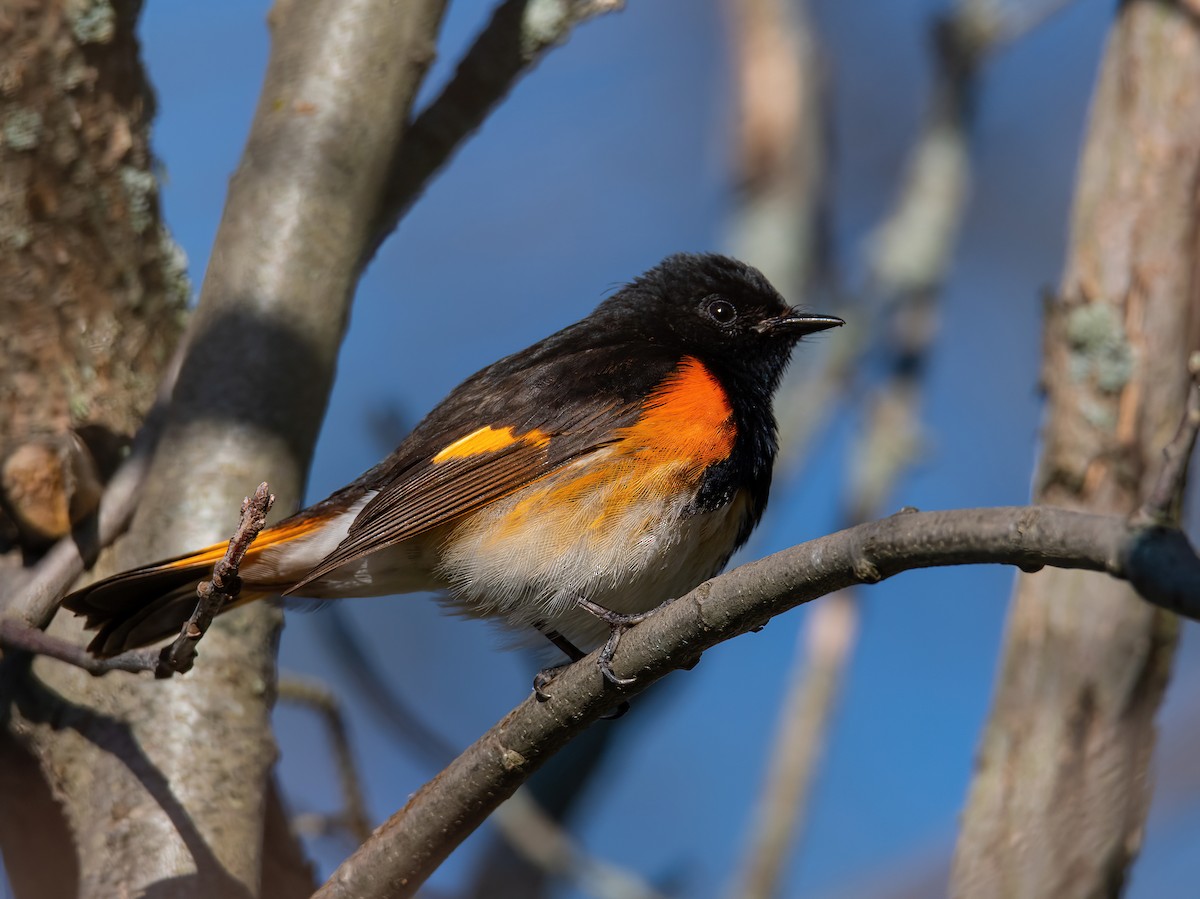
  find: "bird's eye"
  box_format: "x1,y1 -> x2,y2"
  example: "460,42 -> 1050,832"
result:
706,298 -> 737,324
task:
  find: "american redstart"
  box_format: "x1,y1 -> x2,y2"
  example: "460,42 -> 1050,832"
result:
64,253 -> 843,687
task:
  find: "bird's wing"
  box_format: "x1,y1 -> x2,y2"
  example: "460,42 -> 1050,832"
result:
287,385 -> 665,593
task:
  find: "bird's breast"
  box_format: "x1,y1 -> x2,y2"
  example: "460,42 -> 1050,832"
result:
614,355 -> 736,468
437,431 -> 751,647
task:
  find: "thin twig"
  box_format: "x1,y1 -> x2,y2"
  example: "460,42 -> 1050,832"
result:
278,675 -> 372,844
154,483 -> 274,677
0,618 -> 161,674
363,0 -> 624,265
312,504 -> 1200,899
0,483 -> 274,679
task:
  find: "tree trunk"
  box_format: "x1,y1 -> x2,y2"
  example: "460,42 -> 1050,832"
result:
0,0 -> 185,554
0,1 -> 188,892
951,3 -> 1200,896
1,0 -> 448,895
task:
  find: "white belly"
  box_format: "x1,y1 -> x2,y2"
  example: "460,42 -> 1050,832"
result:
436,452 -> 751,650
266,455 -> 752,652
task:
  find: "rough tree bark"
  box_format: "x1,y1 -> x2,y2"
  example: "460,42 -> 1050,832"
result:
0,0 -> 186,569
1,0 -> 448,896
951,2 -> 1200,896
0,1 -> 187,895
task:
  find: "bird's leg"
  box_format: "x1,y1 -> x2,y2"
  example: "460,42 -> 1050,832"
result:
532,627 -> 585,701
532,622 -> 633,719
543,628 -> 587,662
576,597 -> 657,687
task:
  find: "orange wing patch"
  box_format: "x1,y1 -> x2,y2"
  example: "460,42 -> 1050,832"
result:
433,425 -> 551,463
617,356 -> 735,467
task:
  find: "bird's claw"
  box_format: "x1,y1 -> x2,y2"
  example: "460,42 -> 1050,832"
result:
577,596 -> 656,687
533,663 -> 568,701
597,624 -> 637,686
532,598 -> 659,704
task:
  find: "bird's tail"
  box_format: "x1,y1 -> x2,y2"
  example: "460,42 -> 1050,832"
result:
62,525 -> 307,658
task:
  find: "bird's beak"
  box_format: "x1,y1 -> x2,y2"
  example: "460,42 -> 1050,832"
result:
757,309 -> 845,337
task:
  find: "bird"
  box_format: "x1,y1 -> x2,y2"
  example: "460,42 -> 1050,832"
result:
63,253 -> 843,689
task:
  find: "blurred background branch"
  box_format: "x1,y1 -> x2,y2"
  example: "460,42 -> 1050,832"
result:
365,0 -> 625,264
316,605 -> 669,899
727,3 -> 1076,897
952,2 -> 1200,895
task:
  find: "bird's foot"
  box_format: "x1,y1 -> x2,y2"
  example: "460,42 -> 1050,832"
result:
533,662 -> 569,702
576,597 -> 655,688
532,660 -> 630,718
531,601 -> 660,713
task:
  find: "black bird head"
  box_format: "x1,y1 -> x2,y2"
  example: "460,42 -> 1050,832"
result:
603,252 -> 843,395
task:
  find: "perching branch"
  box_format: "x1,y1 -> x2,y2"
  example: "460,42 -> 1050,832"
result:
321,606 -> 669,899
363,0 -> 624,264
313,504 -> 1200,899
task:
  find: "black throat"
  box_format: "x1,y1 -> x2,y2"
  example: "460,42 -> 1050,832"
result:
689,357 -> 785,551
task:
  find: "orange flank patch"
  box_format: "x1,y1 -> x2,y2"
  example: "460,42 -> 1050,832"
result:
433,425 -> 551,463
618,356 -> 735,468
480,358 -> 736,545
160,510 -> 334,571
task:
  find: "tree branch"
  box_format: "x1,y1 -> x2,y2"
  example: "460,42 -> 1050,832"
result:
952,3 -> 1200,893
278,676 -> 373,845
363,0 -> 623,264
313,504 -> 1200,899
0,622 -> 159,675
2,2 -> 453,896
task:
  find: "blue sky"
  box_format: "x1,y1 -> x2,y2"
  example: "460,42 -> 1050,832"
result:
130,1 -> 1200,897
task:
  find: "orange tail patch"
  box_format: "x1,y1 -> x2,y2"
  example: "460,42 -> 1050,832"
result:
62,511 -> 334,657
